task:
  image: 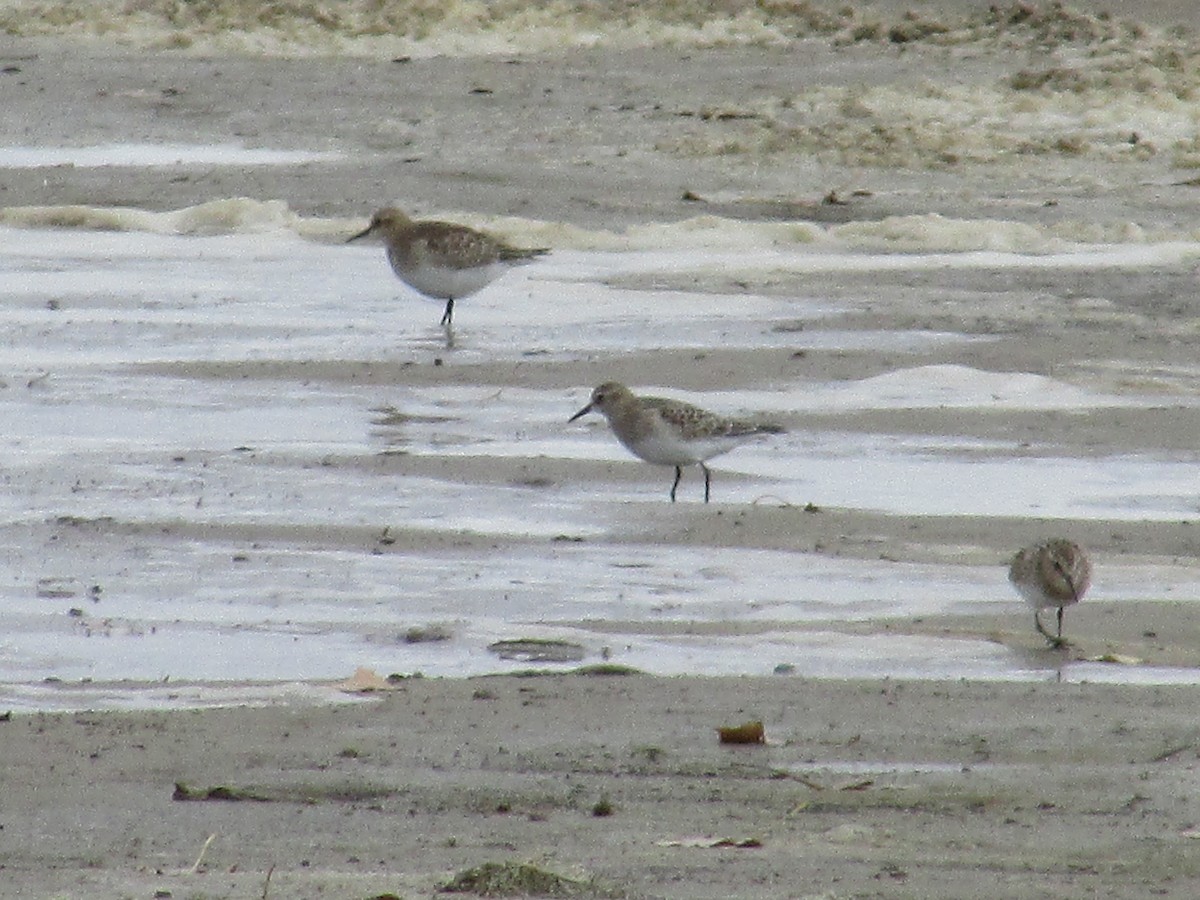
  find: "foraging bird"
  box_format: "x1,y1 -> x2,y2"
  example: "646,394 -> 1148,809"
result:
347,207 -> 548,328
1008,539 -> 1092,648
569,381 -> 784,503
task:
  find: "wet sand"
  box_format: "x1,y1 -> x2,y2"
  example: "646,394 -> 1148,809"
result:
8,675 -> 1200,898
6,2 -> 1200,896
1,1 -> 1199,233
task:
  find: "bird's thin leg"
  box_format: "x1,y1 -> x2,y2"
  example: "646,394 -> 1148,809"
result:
1034,610 -> 1066,649
1034,611 -> 1052,641
1057,606 -> 1065,640
701,463 -> 711,504
440,298 -> 455,327
669,466 -> 682,502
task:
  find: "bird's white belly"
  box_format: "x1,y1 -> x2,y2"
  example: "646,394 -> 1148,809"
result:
393,261 -> 504,300
1012,581 -> 1065,610
625,431 -> 736,466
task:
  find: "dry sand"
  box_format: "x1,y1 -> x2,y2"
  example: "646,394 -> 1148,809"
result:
8,675 -> 1200,899
6,2 -> 1200,897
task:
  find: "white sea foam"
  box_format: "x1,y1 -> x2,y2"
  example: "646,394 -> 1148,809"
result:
771,365 -> 1117,412
7,199 -> 1200,258
0,0 -> 837,57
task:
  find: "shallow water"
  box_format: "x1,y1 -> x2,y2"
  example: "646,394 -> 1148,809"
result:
0,143 -> 340,168
3,188 -> 1200,709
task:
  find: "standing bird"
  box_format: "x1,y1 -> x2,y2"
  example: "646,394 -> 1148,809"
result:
569,381 -> 784,503
1008,539 -> 1092,648
346,207 -> 548,328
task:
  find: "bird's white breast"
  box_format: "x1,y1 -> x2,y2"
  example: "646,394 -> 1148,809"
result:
625,427 -> 740,466
389,257 -> 506,301
1012,580 -> 1052,610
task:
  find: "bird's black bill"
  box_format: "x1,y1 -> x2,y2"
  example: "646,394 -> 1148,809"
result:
346,225 -> 373,243
568,403 -> 594,423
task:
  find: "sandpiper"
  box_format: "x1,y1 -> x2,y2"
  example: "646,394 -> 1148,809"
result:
1008,538 -> 1092,648
569,381 -> 784,503
347,207 -> 548,328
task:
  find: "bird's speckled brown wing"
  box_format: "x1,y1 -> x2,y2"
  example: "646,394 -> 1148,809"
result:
405,221 -> 504,269
407,221 -> 547,269
642,397 -> 783,439
640,397 -> 729,440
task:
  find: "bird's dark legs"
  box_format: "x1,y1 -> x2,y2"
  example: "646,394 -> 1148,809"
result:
1034,609 -> 1067,649
666,465 -> 711,502
440,298 -> 455,327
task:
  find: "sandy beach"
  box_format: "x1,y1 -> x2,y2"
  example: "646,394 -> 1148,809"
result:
6,1 -> 1200,896
8,674 -> 1200,899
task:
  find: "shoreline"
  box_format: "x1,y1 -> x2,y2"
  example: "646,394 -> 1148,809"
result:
5,5 -> 1200,894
